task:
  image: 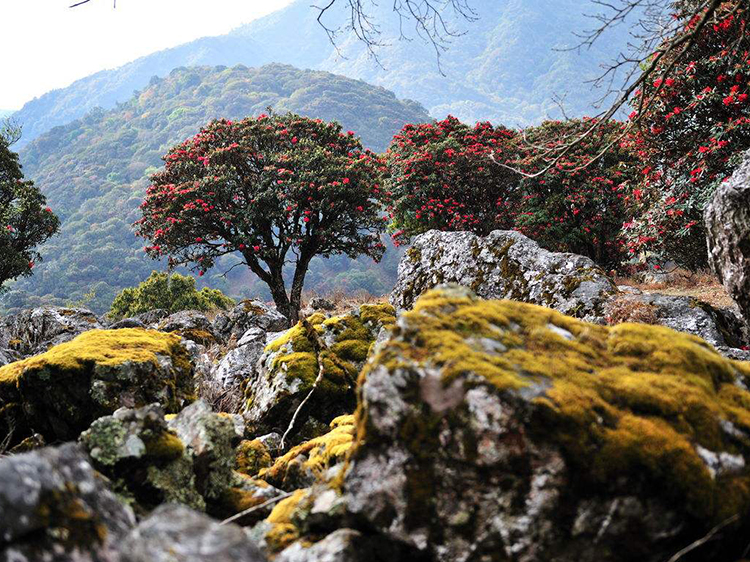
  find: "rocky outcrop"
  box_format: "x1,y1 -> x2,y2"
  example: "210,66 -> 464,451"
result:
119,504 -> 266,562
0,328 -> 195,448
241,304 -> 395,445
706,149 -> 750,326
213,327 -> 268,388
159,310 -> 220,346
337,286 -> 750,562
214,300 -> 289,342
391,230 -> 617,321
0,443 -> 135,561
0,306 -> 103,357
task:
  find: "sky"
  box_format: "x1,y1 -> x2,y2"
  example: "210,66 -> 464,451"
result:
0,0 -> 293,110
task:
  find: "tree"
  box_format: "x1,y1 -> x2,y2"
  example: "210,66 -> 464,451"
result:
0,128 -> 60,291
385,116 -> 520,244
622,1 -> 749,269
136,113 -> 386,325
109,271 -> 234,319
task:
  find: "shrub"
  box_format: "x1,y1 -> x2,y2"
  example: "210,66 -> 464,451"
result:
109,271 -> 234,319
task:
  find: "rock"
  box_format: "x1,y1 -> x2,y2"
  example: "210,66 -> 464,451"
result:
236,439 -> 274,477
159,310 -> 219,346
109,317 -> 147,330
276,529 -> 388,562
391,230 -> 617,321
213,328 -> 267,388
214,300 -> 289,342
339,286 -> 750,562
0,306 -> 102,357
256,432 -> 284,456
0,443 -> 135,561
706,149 -> 750,326
119,504 -> 266,562
0,348 -> 20,367
241,304 -> 395,445
309,298 -> 336,312
605,293 -> 748,349
79,404 -> 205,513
136,308 -> 170,326
0,328 -> 195,448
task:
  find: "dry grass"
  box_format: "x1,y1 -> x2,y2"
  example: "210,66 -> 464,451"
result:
301,289 -> 388,317
615,269 -> 734,309
605,297 -> 659,326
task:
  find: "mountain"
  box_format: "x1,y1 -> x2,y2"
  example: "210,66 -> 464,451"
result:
11,0 -> 634,148
1,64 -> 426,314
0,110 -> 13,118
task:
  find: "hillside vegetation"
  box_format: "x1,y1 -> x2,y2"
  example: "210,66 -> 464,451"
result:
11,0 -> 634,147
1,64 -> 425,313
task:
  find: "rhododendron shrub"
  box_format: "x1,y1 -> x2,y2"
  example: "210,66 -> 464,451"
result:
0,135 -> 60,290
512,119 -> 639,267
136,113 -> 386,324
625,2 -> 750,269
385,117 -> 520,244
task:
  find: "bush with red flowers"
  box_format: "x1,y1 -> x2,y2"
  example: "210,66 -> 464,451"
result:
135,113 -> 386,324
625,2 -> 750,269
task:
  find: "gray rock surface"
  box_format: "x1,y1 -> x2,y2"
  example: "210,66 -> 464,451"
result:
391,229 -> 617,321
0,443 -> 135,561
213,300 -> 288,342
159,310 -> 219,345
276,529 -> 382,562
213,328 -> 268,388
0,306 -> 102,357
119,504 -> 265,562
706,149 -> 750,326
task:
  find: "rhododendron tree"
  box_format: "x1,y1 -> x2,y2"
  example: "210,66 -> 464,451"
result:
512,119 -> 640,267
136,113 -> 386,325
0,133 -> 60,290
385,117 -> 520,244
625,1 -> 750,269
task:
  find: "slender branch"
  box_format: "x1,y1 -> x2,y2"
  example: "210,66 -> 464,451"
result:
220,491 -> 295,525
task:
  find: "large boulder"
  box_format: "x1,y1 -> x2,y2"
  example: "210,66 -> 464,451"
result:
0,443 -> 135,561
0,328 -> 195,448
706,149 -> 750,326
214,300 -> 289,342
391,230 -> 617,321
119,504 -> 266,562
213,327 -> 268,388
339,286 -> 750,562
0,306 -> 103,357
158,310 -> 220,346
241,304 -> 395,445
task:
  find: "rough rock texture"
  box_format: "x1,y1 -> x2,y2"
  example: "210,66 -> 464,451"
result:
340,286 -> 750,562
0,328 -> 195,448
606,293 -> 749,349
391,230 -> 617,321
276,529 -> 393,562
119,504 -> 265,562
0,306 -> 102,357
241,304 -> 395,445
0,443 -> 135,561
80,404 -> 205,513
159,310 -> 220,346
214,300 -> 289,342
214,328 -> 268,388
706,149 -> 750,326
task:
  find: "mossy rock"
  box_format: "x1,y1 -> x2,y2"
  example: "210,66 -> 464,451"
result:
235,439 -> 273,477
241,304 -> 395,444
0,328 -> 195,448
344,286 -> 750,562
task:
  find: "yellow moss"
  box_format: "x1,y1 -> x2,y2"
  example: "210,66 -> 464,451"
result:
359,287 -> 750,522
0,328 -> 189,385
359,302 -> 396,329
261,416 -> 355,484
265,489 -> 309,551
236,439 -> 273,476
143,430 -> 184,461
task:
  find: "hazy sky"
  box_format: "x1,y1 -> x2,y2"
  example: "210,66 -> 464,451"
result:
0,0 -> 294,109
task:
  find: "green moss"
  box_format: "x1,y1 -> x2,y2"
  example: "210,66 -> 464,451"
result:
143,430 -> 185,461
236,439 -> 273,476
358,287 -> 750,523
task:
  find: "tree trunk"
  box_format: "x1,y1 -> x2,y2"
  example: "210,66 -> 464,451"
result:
288,254 -> 312,326
267,267 -> 294,327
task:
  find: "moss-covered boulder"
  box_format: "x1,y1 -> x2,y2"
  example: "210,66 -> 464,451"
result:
0,328 -> 195,448
241,304 -> 395,445
340,286 -> 750,562
391,229 -> 617,321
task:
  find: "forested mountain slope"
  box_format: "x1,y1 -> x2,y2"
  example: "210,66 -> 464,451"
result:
11,0 -> 632,147
2,64 -> 426,313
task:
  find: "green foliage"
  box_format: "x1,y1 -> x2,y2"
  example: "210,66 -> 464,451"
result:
0,133 -> 60,291
2,64 -> 426,314
136,113 -> 386,322
108,271 -> 234,319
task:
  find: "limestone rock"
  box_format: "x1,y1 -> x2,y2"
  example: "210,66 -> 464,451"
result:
241,304 -> 395,445
341,286 -> 750,562
276,529 -> 389,562
309,298 -> 336,312
159,310 -> 219,346
391,229 -> 617,321
214,300 -> 289,342
0,328 -> 195,448
706,149 -> 750,326
0,306 -> 102,357
119,504 -> 266,562
0,443 -> 135,561
213,328 -> 267,388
